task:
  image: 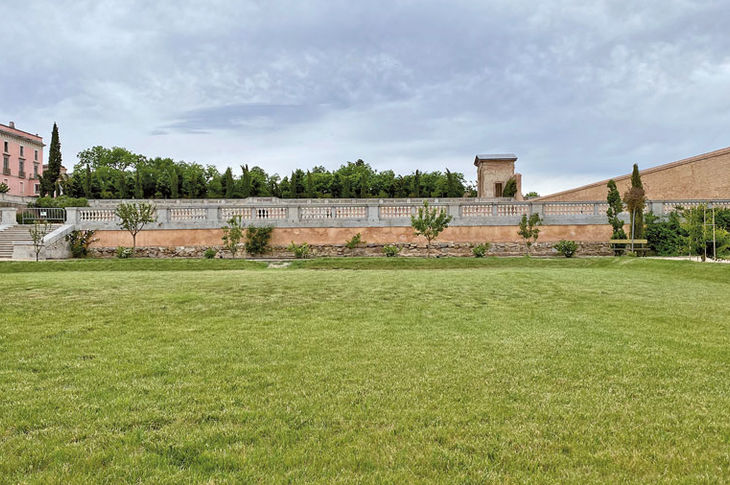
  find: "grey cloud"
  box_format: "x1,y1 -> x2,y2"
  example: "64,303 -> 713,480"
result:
1,0 -> 729,194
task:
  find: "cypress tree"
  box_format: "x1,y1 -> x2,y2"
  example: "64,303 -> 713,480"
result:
624,164 -> 646,238
606,179 -> 626,239
42,123 -> 62,197
222,167 -> 235,198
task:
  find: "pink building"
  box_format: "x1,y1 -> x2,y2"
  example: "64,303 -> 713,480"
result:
1,121 -> 45,197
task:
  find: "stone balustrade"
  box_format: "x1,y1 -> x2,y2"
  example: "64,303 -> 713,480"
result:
47,198 -> 730,231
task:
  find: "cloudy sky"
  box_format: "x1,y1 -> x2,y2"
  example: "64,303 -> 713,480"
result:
2,0 -> 728,195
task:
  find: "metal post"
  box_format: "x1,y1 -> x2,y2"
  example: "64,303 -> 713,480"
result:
631,209 -> 636,252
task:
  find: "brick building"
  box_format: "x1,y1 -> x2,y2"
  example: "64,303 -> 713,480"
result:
476,147 -> 730,201
1,121 -> 44,196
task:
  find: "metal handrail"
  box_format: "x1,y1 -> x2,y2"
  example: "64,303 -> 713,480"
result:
19,207 -> 67,224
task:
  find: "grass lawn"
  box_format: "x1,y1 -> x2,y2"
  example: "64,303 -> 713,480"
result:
1,258 -> 728,483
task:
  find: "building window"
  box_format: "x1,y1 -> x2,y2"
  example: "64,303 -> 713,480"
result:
19,159 -> 25,178
34,149 -> 38,161
2,155 -> 9,175
20,182 -> 24,194
2,141 -> 7,153
34,163 -> 39,178
35,183 -> 40,194
19,145 -> 24,157
494,182 -> 503,198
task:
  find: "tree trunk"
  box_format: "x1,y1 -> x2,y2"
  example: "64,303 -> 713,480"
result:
132,233 -> 136,258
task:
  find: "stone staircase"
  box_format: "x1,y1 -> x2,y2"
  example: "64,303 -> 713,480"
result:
0,224 -> 63,259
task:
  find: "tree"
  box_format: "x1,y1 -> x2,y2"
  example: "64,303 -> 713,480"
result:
606,179 -> 626,239
41,123 -> 62,197
29,221 -> 52,261
502,177 -> 518,198
624,164 -> 646,239
114,202 -> 156,256
682,204 -> 713,262
222,216 -> 244,258
222,167 -> 235,198
410,201 -> 453,257
524,191 -> 540,199
518,213 -> 543,256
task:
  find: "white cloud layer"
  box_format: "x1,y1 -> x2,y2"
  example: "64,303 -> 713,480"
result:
2,0 -> 729,194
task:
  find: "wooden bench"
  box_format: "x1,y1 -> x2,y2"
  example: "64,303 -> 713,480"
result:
608,239 -> 649,255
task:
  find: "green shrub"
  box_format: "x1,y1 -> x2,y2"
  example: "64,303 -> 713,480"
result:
553,240 -> 578,258
245,225 -> 273,255
0,182 -> 9,194
288,242 -> 310,259
203,248 -> 217,259
472,243 -> 491,258
116,247 -> 134,259
30,196 -> 89,208
65,230 -> 97,258
645,212 -> 685,256
383,244 -> 400,257
345,233 -> 364,249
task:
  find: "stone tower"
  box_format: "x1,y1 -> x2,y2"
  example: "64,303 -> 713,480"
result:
474,154 -> 523,199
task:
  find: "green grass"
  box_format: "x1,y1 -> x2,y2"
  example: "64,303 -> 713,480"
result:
1,258 -> 728,483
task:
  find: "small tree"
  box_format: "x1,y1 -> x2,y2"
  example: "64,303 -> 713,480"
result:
606,179 -> 626,239
114,202 -> 156,257
518,213 -> 543,256
222,216 -> 244,258
623,164 -> 646,239
29,221 -> 52,261
410,201 -> 453,257
244,225 -> 273,255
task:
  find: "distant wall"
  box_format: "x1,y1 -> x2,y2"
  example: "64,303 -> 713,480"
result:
537,147 -> 730,202
91,224 -> 615,249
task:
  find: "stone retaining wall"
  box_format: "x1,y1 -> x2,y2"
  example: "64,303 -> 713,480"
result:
89,241 -> 613,259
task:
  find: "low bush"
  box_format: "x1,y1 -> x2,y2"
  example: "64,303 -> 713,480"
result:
472,243 -> 491,258
383,245 -> 400,257
116,247 -> 134,259
288,242 -> 310,259
65,230 -> 97,258
0,182 -> 9,194
245,225 -> 273,255
645,212 -> 685,256
345,233 -> 364,249
203,248 -> 217,259
553,240 -> 578,258
30,196 -> 89,208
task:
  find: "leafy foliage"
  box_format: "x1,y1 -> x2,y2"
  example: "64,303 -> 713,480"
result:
244,225 -> 273,255
40,123 -> 63,197
606,179 -> 626,240
116,247 -> 133,259
114,202 -> 156,255
682,205 -> 730,260
29,196 -> 89,208
410,201 -> 453,256
345,233 -> 364,249
524,191 -> 540,199
472,243 -> 491,258
645,211 -> 686,256
553,240 -> 578,258
221,216 -> 244,258
502,177 -> 518,198
382,245 -> 401,257
62,146 -> 473,200
65,230 -> 98,258
0,182 -> 8,193
203,248 -> 217,259
288,242 -> 310,259
623,164 -> 646,239
518,213 -> 543,256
